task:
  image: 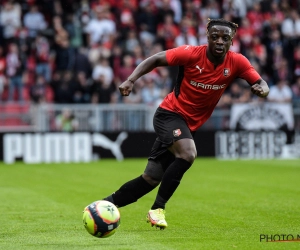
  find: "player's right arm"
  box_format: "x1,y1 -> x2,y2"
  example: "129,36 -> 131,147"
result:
236,54 -> 270,98
119,51 -> 168,96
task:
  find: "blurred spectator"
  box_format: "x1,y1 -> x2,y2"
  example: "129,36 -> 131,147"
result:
92,57 -> 113,86
30,74 -> 49,104
273,58 -> 292,84
281,9 -> 300,61
0,1 -> 21,46
197,16 -> 209,45
272,45 -> 285,74
122,65 -> 143,131
168,0 -> 182,24
54,39 -> 75,72
267,1 -> 284,23
230,36 -> 241,53
200,0 -> 221,20
84,7 -> 116,47
182,0 -> 200,27
6,43 -> 23,101
155,0 -> 175,26
115,54 -> 135,85
141,74 -> 163,106
0,46 -> 6,75
222,0 -> 248,26
175,16 -> 198,46
139,32 -> 156,58
52,15 -> 69,46
157,13 -> 179,50
123,81 -> 142,104
281,10 -> 300,42
76,0 -> 92,30
149,43 -> 164,57
217,80 -> 253,111
117,1 -> 137,40
50,71 -> 61,99
65,13 -> 83,48
137,1 -> 157,35
279,0 -> 291,14
35,35 -> 52,83
251,36 -> 267,67
269,29 -> 283,52
238,17 -> 255,55
16,25 -> 30,55
267,80 -> 293,103
293,45 -> 300,79
73,47 -> 92,77
51,0 -> 64,18
228,81 -> 252,104
21,70 -> 33,101
156,67 -> 172,96
0,74 -> 7,101
292,77 -> 300,100
72,71 -> 92,103
91,74 -> 116,104
132,44 -> 145,66
265,29 -> 283,77
263,14 -> 282,49
54,70 -> 74,103
124,30 -> 140,53
246,2 -> 264,35
154,0 -> 182,25
55,108 -> 79,131
110,44 -> 122,77
23,5 -> 47,39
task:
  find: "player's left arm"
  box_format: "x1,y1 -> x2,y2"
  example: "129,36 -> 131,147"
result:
250,79 -> 269,98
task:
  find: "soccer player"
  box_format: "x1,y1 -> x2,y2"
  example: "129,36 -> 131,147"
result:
103,19 -> 269,229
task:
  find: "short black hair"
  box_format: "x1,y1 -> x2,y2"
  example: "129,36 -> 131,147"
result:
206,18 -> 238,37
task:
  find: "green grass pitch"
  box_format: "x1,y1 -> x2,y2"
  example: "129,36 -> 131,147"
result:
0,158 -> 299,250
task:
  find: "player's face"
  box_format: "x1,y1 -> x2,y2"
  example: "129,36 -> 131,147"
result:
207,25 -> 233,59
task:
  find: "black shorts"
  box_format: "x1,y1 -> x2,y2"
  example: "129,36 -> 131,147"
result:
148,107 -> 195,160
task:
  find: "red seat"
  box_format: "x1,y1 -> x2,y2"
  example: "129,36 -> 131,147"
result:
3,103 -> 30,113
0,103 -> 31,127
3,118 -> 25,126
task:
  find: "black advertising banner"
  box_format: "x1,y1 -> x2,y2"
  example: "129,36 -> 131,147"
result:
0,130 -> 298,164
0,131 -> 215,164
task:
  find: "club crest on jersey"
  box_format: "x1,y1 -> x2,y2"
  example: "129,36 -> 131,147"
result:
173,129 -> 182,137
223,68 -> 231,77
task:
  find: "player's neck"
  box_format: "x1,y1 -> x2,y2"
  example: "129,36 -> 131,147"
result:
206,48 -> 226,67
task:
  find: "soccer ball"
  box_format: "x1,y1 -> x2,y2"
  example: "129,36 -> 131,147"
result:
82,200 -> 120,238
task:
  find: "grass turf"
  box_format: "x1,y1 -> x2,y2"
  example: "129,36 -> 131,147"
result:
0,158 -> 299,250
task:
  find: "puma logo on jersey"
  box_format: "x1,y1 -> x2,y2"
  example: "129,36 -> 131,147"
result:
196,65 -> 204,74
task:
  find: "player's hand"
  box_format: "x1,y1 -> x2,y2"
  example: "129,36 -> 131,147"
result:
119,80 -> 134,96
251,83 -> 269,98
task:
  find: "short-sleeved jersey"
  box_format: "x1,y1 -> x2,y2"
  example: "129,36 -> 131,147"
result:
160,45 -> 261,131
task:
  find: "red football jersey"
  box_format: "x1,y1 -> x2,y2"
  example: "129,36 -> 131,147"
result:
160,45 -> 261,131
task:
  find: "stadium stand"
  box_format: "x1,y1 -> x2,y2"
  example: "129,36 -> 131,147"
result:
0,0 -> 299,130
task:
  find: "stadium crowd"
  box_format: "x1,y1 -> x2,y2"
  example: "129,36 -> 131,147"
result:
0,0 -> 300,106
